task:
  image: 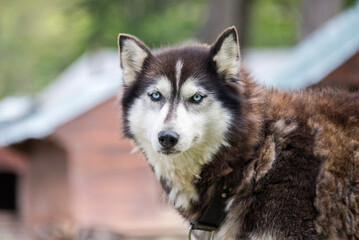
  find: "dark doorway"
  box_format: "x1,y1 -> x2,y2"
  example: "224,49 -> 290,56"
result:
0,172 -> 17,211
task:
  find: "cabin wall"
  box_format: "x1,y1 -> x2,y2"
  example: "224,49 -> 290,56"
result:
311,51 -> 359,91
14,140 -> 72,227
0,147 -> 28,219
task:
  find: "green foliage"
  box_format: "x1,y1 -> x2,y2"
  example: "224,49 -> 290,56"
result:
0,0 -> 206,97
0,0 -> 90,96
249,0 -> 300,47
1,0 -> 352,96
344,0 -> 358,8
76,0 -> 206,48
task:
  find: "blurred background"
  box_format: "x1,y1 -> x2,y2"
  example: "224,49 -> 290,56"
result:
0,0 -> 359,239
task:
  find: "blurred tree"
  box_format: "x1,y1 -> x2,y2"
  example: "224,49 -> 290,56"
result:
1,0 -> 354,97
300,0 -> 344,39
344,0 -> 358,8
76,0 -> 206,48
249,0 -> 300,47
198,0 -> 253,48
199,0 -> 350,47
0,0 -> 89,97
0,0 -> 206,97
199,0 -> 303,48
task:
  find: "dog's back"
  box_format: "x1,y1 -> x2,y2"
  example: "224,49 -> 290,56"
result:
238,89 -> 359,239
295,90 -> 359,239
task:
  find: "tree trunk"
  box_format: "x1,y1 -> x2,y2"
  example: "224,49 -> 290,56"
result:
300,0 -> 343,39
198,0 -> 253,48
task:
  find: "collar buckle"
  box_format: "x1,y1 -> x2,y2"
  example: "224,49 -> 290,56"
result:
188,183 -> 234,240
188,224 -> 215,240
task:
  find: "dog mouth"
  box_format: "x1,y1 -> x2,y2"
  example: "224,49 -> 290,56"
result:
158,149 -> 181,155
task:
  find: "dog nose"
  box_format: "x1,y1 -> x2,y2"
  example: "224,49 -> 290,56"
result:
158,131 -> 179,149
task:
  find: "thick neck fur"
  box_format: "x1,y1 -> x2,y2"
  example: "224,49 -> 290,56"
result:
146,68 -> 266,221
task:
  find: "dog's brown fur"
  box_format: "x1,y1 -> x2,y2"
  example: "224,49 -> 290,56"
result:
118,27 -> 359,239
204,70 -> 359,239
182,67 -> 359,239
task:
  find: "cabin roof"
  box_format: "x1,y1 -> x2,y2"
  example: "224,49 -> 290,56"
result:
265,1 -> 359,90
0,49 -> 122,146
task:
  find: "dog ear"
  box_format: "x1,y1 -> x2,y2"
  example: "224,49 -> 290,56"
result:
118,34 -> 151,86
210,27 -> 240,82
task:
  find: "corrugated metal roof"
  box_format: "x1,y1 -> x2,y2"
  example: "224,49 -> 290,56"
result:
0,96 -> 36,126
264,1 -> 359,90
0,49 -> 122,146
243,48 -> 291,86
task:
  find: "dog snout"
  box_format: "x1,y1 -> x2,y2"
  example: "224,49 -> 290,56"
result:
158,131 -> 179,149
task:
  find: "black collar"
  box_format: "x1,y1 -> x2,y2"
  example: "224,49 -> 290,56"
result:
190,183 -> 234,232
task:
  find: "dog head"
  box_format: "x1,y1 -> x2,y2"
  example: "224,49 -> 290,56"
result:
118,27 -> 242,160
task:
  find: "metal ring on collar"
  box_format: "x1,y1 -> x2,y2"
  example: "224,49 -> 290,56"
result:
188,225 -> 215,240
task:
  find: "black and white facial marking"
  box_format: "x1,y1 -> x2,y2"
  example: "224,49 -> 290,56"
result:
119,27 -> 242,211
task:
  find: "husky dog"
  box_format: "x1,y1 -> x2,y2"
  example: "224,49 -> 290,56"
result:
118,27 -> 359,239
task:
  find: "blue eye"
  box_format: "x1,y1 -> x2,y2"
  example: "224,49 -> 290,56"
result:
190,93 -> 205,103
149,91 -> 162,101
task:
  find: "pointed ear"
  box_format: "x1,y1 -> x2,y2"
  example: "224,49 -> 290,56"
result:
118,34 -> 151,86
210,27 -> 240,82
